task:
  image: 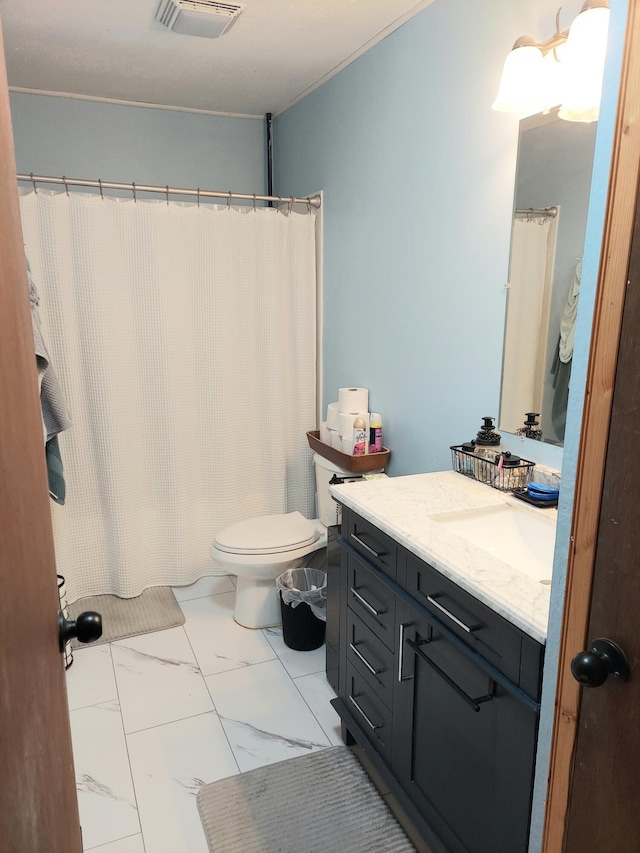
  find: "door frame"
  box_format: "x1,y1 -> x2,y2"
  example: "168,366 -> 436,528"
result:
542,0 -> 640,848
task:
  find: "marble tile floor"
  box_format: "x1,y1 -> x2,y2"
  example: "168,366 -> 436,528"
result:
66,574 -> 430,853
66,575 -> 343,853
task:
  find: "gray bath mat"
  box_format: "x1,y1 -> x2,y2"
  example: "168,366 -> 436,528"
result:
68,586 -> 185,648
196,746 -> 416,853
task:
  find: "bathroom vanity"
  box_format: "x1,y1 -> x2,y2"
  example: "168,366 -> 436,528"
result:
326,471 -> 553,853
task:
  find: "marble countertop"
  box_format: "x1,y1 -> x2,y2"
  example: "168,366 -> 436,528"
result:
330,470 -> 553,644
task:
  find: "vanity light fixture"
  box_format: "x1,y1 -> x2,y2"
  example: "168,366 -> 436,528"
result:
492,0 -> 610,122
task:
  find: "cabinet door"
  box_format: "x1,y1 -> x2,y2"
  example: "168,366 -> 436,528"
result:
325,525 -> 342,693
393,602 -> 538,853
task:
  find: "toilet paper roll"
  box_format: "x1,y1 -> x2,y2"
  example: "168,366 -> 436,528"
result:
326,402 -> 340,430
338,411 -> 369,438
329,428 -> 342,450
341,436 -> 355,455
338,387 -> 369,413
319,422 -> 330,444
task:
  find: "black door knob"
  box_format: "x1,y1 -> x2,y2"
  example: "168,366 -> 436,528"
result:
58,610 -> 103,652
571,638 -> 630,687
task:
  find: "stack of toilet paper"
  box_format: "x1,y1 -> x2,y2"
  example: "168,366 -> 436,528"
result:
319,387 -> 369,454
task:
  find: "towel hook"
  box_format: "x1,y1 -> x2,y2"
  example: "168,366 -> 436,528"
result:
227,191 -> 232,209
62,176 -> 69,197
98,179 -> 104,200
30,172 -> 37,194
132,182 -> 137,203
166,185 -> 170,206
196,187 -> 200,207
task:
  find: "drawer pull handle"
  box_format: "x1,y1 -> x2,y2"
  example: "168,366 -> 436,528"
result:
398,621 -> 413,682
348,694 -> 382,730
350,587 -> 384,617
426,595 -> 479,633
349,643 -> 382,676
406,638 -> 494,713
350,533 -> 385,559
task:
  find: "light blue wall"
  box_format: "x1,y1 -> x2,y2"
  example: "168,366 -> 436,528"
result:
274,0 -> 587,477
9,92 -> 266,196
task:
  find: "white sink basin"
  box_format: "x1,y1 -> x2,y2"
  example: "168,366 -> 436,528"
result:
430,501 -> 557,583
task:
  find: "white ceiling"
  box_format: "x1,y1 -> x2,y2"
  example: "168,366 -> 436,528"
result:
0,0 -> 434,117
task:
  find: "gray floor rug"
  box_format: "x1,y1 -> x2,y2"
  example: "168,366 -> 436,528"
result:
68,586 -> 185,648
196,746 -> 416,853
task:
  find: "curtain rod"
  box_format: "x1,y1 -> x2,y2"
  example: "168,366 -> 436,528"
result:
515,206 -> 558,219
17,173 -> 321,209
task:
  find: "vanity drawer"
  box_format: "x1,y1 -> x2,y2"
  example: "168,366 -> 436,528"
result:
342,507 -> 398,580
345,661 -> 393,765
346,552 -> 396,650
403,551 -> 523,686
346,608 -> 395,709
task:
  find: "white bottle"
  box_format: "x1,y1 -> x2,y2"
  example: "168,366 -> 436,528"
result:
352,417 -> 368,456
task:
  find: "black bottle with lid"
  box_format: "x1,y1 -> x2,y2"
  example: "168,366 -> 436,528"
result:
516,412 -> 542,441
474,416 -> 502,461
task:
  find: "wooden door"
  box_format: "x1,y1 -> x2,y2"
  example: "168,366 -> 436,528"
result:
562,169 -> 640,851
0,21 -> 82,853
543,1 -> 640,849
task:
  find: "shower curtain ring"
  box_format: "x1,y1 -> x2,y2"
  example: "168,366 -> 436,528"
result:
98,179 -> 104,200
288,197 -> 293,215
63,176 -> 69,197
253,194 -> 257,211
197,187 -> 200,207
132,182 -> 137,203
30,172 -> 37,194
166,185 -> 170,206
227,191 -> 232,209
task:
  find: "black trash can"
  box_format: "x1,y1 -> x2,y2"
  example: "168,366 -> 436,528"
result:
276,568 -> 327,651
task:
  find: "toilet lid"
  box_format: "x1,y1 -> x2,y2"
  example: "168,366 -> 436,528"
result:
213,511 -> 320,555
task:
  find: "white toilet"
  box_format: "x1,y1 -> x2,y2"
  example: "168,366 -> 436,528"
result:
209,453 -> 353,629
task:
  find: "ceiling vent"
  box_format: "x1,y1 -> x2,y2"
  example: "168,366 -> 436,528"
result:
155,0 -> 244,39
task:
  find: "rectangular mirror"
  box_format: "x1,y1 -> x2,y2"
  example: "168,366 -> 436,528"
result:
499,109 -> 597,446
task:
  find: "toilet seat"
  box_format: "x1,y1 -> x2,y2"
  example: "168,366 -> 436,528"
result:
213,511 -> 320,556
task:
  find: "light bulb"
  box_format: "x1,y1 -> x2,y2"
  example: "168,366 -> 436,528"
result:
558,6 -> 610,122
492,38 -> 548,118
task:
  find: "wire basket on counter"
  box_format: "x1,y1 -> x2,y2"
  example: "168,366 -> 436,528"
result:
450,445 -> 535,492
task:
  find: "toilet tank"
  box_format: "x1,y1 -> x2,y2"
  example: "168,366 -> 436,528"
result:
313,453 -> 357,527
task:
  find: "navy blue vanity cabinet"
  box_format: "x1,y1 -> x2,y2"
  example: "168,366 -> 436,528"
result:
325,523 -> 343,695
329,506 -> 544,853
393,599 -> 540,853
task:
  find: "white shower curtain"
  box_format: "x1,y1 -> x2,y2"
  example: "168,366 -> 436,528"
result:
20,191 -> 317,601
